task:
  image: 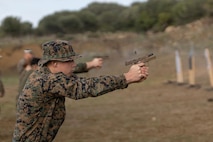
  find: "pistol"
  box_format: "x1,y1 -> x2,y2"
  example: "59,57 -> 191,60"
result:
125,53 -> 156,66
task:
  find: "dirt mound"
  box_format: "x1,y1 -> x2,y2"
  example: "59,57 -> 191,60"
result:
164,18 -> 213,43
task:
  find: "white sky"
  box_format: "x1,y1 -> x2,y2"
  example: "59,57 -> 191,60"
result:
0,0 -> 146,28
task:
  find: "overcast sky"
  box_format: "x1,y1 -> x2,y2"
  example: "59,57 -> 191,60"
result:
0,0 -> 146,28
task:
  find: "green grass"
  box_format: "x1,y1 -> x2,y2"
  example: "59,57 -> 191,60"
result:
1,75 -> 19,86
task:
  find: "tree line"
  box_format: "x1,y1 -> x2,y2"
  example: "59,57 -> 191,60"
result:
0,0 -> 213,37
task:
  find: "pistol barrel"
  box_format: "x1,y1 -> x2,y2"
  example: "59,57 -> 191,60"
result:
125,53 -> 156,66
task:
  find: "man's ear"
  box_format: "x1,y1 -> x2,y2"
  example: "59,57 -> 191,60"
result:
54,62 -> 57,67
51,61 -> 57,67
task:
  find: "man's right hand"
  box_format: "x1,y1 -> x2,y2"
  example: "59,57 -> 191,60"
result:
123,62 -> 149,84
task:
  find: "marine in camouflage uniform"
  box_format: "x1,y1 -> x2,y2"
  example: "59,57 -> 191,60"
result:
13,40 -> 149,142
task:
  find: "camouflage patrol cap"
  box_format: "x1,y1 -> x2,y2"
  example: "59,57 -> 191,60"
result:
39,40 -> 79,66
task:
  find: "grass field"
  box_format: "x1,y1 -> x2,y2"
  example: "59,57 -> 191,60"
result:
1,48 -> 213,142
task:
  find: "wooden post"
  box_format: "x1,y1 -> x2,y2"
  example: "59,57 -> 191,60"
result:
175,49 -> 184,84
204,48 -> 213,88
188,47 -> 195,86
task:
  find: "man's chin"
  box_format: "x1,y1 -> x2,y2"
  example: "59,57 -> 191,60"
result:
67,72 -> 74,77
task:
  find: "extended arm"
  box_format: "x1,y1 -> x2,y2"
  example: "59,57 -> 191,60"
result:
74,58 -> 103,73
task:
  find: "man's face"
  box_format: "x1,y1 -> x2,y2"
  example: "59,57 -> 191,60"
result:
55,60 -> 76,76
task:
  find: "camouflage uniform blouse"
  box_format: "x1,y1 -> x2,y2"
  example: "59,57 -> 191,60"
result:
13,66 -> 128,142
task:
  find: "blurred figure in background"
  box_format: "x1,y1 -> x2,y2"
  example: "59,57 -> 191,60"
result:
17,49 -> 34,74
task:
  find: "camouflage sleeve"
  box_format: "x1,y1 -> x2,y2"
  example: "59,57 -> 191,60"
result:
42,72 -> 128,99
68,75 -> 128,99
73,63 -> 88,73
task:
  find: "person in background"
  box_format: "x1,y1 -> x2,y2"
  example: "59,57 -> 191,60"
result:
13,40 -> 149,142
17,49 -> 34,74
